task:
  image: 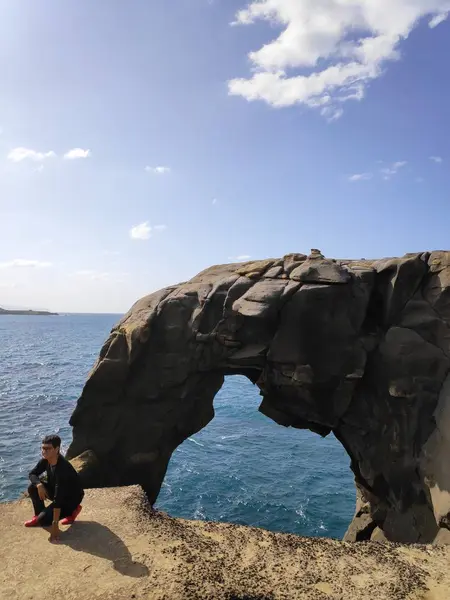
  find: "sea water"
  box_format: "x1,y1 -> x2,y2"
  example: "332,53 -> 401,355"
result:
0,314 -> 355,538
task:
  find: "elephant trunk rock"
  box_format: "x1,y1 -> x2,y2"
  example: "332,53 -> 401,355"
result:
67,250 -> 450,544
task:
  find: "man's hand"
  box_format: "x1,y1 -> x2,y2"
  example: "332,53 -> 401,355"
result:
49,522 -> 61,543
37,483 -> 48,501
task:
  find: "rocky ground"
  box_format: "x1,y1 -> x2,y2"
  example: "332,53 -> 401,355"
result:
1,486 -> 449,600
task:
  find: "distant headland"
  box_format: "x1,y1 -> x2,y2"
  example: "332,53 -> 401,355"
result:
0,307 -> 58,316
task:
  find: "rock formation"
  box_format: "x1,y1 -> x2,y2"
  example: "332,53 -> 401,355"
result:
67,251 -> 450,545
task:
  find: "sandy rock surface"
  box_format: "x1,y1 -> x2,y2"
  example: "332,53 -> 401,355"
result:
1,486 -> 449,600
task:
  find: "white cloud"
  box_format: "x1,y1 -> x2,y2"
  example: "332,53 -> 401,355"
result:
229,254 -> 252,262
0,259 -> 52,269
145,166 -> 171,174
380,160 -> 407,180
75,270 -> 106,279
130,222 -> 151,240
7,147 -> 56,162
348,173 -> 372,182
228,1 -> 450,118
63,148 -> 91,160
429,12 -> 448,27
75,270 -> 109,281
0,282 -> 18,289
129,222 -> 167,240
430,155 -> 443,163
212,198 -> 218,205
73,270 -> 128,284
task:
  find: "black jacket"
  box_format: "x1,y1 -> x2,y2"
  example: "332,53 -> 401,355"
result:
29,454 -> 84,509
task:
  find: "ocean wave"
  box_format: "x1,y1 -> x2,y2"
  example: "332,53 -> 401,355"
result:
219,433 -> 246,440
187,437 -> 204,447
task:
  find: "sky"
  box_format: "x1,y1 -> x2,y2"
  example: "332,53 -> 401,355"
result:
1,0 -> 450,313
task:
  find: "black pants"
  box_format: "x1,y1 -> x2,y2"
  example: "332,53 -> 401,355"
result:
27,482 -> 79,526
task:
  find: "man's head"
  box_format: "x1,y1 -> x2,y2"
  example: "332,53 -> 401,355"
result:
41,434 -> 61,463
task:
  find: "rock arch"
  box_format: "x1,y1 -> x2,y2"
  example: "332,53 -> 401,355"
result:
67,251 -> 450,544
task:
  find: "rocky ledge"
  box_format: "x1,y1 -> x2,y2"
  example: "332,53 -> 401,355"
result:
1,486 -> 449,600
66,250 -> 450,545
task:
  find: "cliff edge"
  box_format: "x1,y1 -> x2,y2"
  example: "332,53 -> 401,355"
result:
1,486 -> 449,600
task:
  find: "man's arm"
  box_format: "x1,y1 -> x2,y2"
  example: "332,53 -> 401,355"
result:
52,507 -> 61,525
50,506 -> 62,541
52,462 -> 67,510
50,468 -> 66,541
29,459 -> 47,484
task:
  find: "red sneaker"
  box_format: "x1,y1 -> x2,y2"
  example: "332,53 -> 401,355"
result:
24,516 -> 40,527
60,504 -> 82,525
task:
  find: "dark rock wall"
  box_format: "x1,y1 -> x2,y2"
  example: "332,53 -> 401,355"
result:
67,250 -> 450,544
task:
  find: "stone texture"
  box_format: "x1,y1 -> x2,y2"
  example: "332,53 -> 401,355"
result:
434,527 -> 450,545
344,512 -> 377,542
69,450 -> 100,488
371,527 -> 388,542
67,250 -> 450,544
290,257 -> 351,284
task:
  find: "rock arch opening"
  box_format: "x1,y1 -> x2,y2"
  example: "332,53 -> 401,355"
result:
156,375 -> 354,538
67,251 -> 450,544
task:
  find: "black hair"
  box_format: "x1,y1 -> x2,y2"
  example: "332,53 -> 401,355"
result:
42,434 -> 61,449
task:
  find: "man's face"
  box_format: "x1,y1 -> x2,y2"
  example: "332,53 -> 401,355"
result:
41,443 -> 59,461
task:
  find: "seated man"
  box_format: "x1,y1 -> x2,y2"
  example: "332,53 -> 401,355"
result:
25,434 -> 84,540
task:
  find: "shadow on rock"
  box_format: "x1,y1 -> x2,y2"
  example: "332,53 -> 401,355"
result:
60,521 -> 149,577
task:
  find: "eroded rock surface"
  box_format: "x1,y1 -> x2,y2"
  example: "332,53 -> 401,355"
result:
67,251 -> 450,544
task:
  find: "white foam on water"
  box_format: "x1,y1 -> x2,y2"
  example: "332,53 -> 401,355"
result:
187,437 -> 204,447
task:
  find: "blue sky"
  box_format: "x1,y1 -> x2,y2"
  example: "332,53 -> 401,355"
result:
1,0 -> 449,312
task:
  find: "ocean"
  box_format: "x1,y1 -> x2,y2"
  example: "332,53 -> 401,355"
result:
0,313 -> 355,539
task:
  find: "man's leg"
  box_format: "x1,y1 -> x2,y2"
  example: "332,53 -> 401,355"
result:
38,502 -> 77,526
60,502 -> 83,525
27,483 -> 47,516
36,503 -> 55,527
